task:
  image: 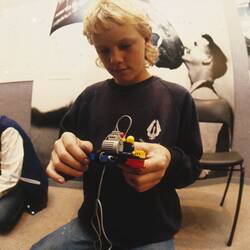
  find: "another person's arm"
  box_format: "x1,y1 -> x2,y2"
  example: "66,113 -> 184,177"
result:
0,127 -> 24,195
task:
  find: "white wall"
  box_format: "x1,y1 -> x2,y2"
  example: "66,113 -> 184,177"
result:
0,0 -> 110,111
224,0 -> 250,179
0,0 -> 234,111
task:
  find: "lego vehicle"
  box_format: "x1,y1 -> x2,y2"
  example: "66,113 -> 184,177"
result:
89,130 -> 146,169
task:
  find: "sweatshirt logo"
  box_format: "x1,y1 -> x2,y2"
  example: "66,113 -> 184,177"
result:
147,119 -> 161,140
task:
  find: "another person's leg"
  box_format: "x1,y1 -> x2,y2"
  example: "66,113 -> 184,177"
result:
30,217 -> 98,250
0,185 -> 25,234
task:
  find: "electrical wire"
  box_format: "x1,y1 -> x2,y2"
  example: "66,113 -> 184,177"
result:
91,165 -> 112,250
115,115 -> 132,137
91,114 -> 133,249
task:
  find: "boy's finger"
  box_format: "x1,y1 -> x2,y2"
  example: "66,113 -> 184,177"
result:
46,161 -> 65,184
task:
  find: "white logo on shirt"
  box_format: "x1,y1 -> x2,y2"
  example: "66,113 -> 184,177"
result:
147,119 -> 161,140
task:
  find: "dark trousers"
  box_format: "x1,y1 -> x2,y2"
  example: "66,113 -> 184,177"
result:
0,185 -> 25,233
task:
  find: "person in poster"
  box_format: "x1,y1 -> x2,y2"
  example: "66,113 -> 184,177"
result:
182,33 -> 228,99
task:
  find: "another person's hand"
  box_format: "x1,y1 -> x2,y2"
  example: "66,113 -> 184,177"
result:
46,132 -> 93,184
122,142 -> 171,192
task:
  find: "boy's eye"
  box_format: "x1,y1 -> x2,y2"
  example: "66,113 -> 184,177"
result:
98,48 -> 110,54
194,42 -> 197,46
119,44 -> 131,50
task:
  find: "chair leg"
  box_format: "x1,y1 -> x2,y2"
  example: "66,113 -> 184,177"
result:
227,164 -> 245,247
220,166 -> 234,207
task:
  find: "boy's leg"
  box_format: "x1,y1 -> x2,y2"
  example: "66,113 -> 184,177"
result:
30,217 -> 97,250
129,239 -> 175,250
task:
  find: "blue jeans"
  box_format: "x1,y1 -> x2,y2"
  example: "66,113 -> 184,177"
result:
30,217 -> 175,250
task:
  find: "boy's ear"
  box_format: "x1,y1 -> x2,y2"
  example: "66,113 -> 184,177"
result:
202,55 -> 212,65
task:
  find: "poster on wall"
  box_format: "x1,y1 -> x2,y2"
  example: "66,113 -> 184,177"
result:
0,0 -> 235,177
36,0 -> 234,176
236,0 -> 250,69
50,0 -> 92,34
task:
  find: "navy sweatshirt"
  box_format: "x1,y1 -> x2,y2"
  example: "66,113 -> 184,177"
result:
60,76 -> 202,247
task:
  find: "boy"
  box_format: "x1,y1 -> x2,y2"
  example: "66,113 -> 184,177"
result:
31,0 -> 202,249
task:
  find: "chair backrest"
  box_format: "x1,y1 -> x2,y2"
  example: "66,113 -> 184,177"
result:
194,98 -> 234,152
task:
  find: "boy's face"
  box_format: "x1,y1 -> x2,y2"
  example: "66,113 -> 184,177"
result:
92,22 -> 150,85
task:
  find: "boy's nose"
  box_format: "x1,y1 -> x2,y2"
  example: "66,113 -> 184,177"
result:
110,48 -> 123,63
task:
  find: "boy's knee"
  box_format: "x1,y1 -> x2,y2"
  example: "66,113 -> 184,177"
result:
30,244 -> 41,250
30,239 -> 63,250
30,241 -> 49,250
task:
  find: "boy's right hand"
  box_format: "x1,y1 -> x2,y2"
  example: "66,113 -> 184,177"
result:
46,132 -> 93,184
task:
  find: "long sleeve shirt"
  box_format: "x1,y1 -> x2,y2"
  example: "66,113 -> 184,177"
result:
0,127 -> 24,198
60,76 -> 202,247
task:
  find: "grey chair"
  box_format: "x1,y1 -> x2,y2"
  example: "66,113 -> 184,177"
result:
194,98 -> 244,247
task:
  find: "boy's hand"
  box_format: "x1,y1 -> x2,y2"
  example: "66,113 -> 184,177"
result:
46,132 -> 93,184
122,142 -> 171,192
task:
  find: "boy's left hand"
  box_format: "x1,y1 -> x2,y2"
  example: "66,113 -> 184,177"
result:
122,142 -> 171,192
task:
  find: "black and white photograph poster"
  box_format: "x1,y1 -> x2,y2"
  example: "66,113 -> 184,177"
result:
0,0 -> 234,170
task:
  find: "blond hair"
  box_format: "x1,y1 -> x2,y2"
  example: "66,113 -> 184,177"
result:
83,0 -> 159,66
